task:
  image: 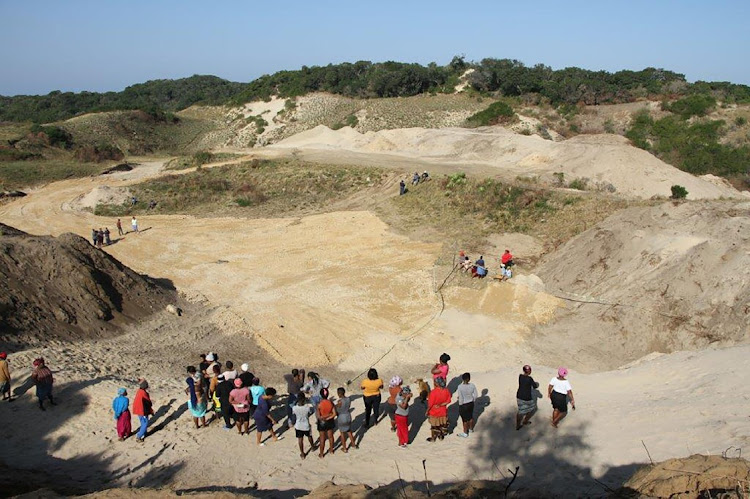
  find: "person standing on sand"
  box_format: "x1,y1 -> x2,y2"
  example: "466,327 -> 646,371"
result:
186,367 -> 207,429
96,228 -> 104,248
360,368 -> 384,428
283,368 -> 305,428
104,227 -> 111,245
0,352 -> 13,402
254,387 -> 282,446
316,388 -> 337,458
386,376 -> 403,432
229,378 -> 250,435
249,377 -> 265,414
431,353 -> 450,382
133,379 -> 154,442
336,387 -> 356,452
216,375 -> 234,430
91,228 -> 98,246
395,385 -> 412,448
455,372 -> 478,438
516,364 -> 539,430
426,377 -> 451,442
31,358 -> 55,411
399,179 -> 406,195
116,218 -> 123,236
293,394 -> 316,459
131,216 -> 138,233
112,388 -> 131,441
548,367 -> 575,428
302,372 -> 329,417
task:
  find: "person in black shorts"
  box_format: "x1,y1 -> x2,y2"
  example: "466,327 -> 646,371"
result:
455,372 -> 478,438
548,367 -> 576,428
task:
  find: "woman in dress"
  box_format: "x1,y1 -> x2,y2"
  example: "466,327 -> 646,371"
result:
516,364 -> 539,430
548,367 -> 576,428
112,388 -> 131,440
336,387 -> 356,452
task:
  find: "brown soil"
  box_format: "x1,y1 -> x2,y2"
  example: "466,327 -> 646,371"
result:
0,223 -> 175,348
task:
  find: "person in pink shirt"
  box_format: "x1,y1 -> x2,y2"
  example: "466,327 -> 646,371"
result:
229,378 -> 251,435
431,353 -> 450,382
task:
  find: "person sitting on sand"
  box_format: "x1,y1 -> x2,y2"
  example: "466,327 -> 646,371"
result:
316,388 -> 337,458
293,394 -> 316,459
412,172 -> 420,185
112,388 -> 131,441
472,255 -> 487,278
501,249 -> 514,268
229,378 -> 250,435
516,364 -> 539,430
0,352 -> 13,402
395,385 -> 412,448
421,171 -> 429,181
461,256 -> 473,272
548,367 -> 576,428
254,387 -> 282,446
426,377 -> 451,442
133,379 -> 154,442
31,358 -> 55,411
336,387 -> 356,452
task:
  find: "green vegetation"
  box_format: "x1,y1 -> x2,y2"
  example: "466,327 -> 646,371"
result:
165,152 -> 245,171
568,177 -> 589,191
626,110 -> 750,177
4,57 -> 749,124
663,94 -> 716,118
670,185 -> 688,199
95,159 -> 387,217
465,101 -> 516,127
736,116 -> 747,127
0,160 -> 105,191
331,114 -> 359,130
30,124 -> 73,149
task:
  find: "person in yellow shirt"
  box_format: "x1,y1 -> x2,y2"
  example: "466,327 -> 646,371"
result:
360,368 -> 384,428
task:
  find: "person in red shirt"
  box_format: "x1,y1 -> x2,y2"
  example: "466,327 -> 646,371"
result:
133,379 -> 154,442
426,377 -> 451,442
501,249 -> 513,267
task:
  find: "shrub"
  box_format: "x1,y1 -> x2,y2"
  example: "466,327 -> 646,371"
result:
466,101 -> 516,127
30,124 -> 74,149
74,144 -> 124,162
193,150 -> 213,166
552,172 -> 565,186
735,116 -> 747,127
447,172 -> 467,187
670,184 -> 688,199
604,119 -> 615,133
666,94 -> 716,118
568,177 -> 589,190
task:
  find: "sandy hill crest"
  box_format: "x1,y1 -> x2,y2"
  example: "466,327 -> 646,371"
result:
0,223 -> 175,347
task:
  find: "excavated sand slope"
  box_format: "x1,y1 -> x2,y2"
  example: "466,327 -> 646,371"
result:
532,200 -> 750,371
270,125 -> 744,200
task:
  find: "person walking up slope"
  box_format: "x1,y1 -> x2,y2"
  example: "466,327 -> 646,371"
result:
549,367 -> 575,428
31,358 -> 55,411
455,372 -> 478,438
112,388 -> 131,440
133,379 -> 154,442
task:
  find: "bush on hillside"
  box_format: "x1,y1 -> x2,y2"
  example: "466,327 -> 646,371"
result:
670,185 -> 688,199
74,144 -> 124,162
664,94 -> 716,118
465,101 -> 516,127
30,124 -> 74,149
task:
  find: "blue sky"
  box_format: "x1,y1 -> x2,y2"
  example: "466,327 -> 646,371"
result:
1,0 -> 748,96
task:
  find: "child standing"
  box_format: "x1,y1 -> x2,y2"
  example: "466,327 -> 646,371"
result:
395,385 -> 412,448
293,394 -> 316,459
336,387 -> 356,452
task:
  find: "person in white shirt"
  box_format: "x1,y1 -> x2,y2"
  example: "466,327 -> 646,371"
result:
548,367 -> 576,428
292,394 -> 316,459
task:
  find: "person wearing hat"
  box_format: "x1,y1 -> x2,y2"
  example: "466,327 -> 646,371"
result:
395,385 -> 412,448
0,352 -> 12,402
516,364 -> 539,430
239,363 -> 255,388
133,379 -> 154,442
548,367 -> 576,428
229,378 -> 250,435
31,358 -> 55,411
112,388 -> 131,440
386,376 -> 403,433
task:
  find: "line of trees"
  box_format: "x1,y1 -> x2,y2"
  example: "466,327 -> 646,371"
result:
2,57 -> 749,123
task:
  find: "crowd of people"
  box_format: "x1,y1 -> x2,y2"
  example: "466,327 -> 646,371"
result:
102,350 -> 575,457
458,249 -> 513,280
89,217 -> 143,248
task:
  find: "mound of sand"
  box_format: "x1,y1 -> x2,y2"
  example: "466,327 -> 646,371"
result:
532,201 -> 750,370
0,224 -> 175,346
74,186 -> 132,211
271,125 -> 743,200
622,454 -> 750,498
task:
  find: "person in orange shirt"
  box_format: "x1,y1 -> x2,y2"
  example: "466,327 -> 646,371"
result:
133,379 -> 154,442
316,388 -> 337,458
360,368 -> 384,428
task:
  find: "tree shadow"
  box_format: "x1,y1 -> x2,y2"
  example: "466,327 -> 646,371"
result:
0,377 -> 186,496
466,407 -> 642,497
149,398 -> 187,434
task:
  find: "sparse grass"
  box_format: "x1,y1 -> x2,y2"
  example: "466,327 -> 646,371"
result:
165,152 -> 245,170
0,160 -> 105,191
95,159 -> 388,217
